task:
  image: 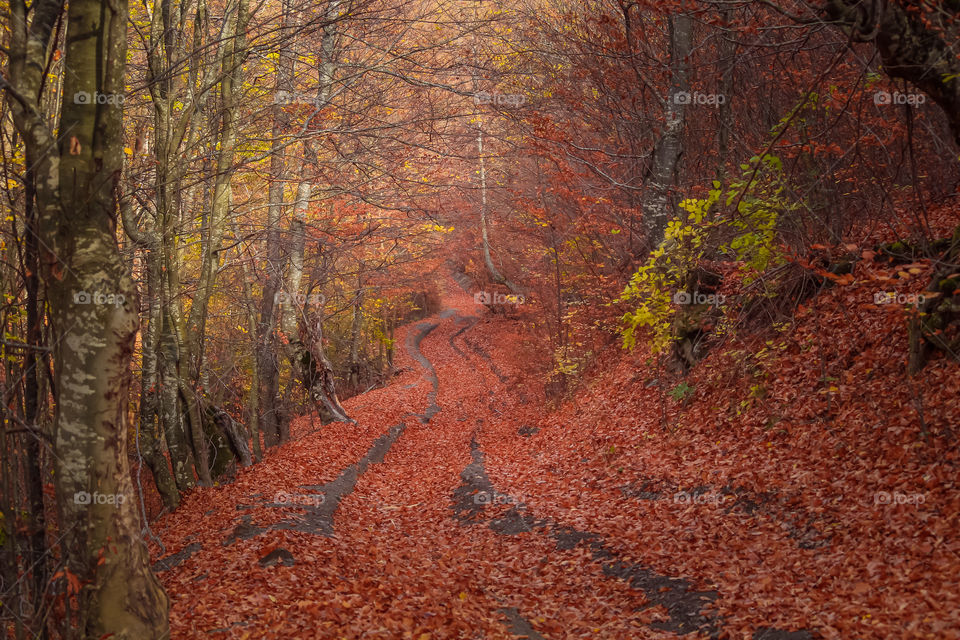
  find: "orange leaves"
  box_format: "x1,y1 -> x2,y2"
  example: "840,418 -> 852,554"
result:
51,569 -> 83,596
151,278 -> 960,639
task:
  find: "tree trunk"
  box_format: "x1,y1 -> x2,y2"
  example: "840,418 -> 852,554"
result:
642,13 -> 692,248
142,0 -> 209,493
282,181 -> 352,424
210,406 -> 253,467
21,146 -> 49,618
303,314 -> 353,423
120,195 -> 181,510
158,308 -> 195,492
476,122 -> 521,294
238,249 -> 263,460
278,4 -> 352,426
822,0 -> 960,146
349,271 -> 364,387
182,0 -> 250,483
714,8 -> 735,183
256,0 -> 297,449
6,0 -> 171,634
138,239 -> 180,509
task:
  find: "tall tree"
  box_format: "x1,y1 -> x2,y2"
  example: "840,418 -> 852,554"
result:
641,12 -> 692,248
3,0 -> 170,635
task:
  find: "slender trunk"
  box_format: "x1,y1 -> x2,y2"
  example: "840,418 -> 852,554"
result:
280,3 -> 352,425
158,307 -> 195,491
714,9 -> 734,183
137,231 -> 180,509
0,406 -> 21,639
476,124 -> 521,293
22,148 -> 48,617
182,0 -> 250,483
642,13 -> 692,248
120,193 -> 181,510
349,273 -> 364,387
238,249 -> 263,460
256,0 -> 296,448
144,0 -> 202,492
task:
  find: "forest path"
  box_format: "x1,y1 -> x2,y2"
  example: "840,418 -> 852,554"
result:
150,276 -> 810,639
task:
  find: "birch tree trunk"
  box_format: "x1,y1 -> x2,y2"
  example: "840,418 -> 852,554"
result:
641,13 -> 692,248
278,0 -> 353,425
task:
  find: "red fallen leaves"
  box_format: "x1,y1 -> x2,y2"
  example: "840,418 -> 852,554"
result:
480,270 -> 959,637
154,261 -> 959,639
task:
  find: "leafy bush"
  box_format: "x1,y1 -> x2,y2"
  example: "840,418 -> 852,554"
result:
618,153 -> 795,353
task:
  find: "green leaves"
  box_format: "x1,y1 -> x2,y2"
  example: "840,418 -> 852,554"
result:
668,381 -> 694,402
721,154 -> 790,283
618,152 -> 796,353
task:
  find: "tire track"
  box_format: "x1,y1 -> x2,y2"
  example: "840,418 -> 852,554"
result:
452,437 -> 815,640
218,319 -> 446,545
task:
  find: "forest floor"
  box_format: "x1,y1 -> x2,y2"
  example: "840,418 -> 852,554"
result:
149,270 -> 959,640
